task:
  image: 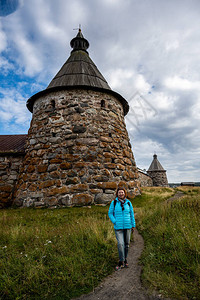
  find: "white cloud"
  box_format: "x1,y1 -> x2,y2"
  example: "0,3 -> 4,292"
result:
0,88 -> 31,132
165,40 -> 179,51
0,0 -> 200,182
15,35 -> 43,76
0,56 -> 14,74
0,23 -> 7,52
134,75 -> 151,94
108,68 -> 134,90
164,76 -> 200,91
2,12 -> 43,76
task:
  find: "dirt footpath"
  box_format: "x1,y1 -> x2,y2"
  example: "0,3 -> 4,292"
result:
74,192 -> 185,300
74,229 -> 167,300
166,191 -> 184,203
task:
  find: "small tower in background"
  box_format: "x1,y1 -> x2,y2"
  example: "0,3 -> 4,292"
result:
147,154 -> 168,187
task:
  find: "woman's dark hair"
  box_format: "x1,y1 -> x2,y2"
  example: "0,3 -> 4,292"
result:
115,187 -> 127,198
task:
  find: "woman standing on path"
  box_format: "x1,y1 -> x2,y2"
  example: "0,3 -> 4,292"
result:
108,187 -> 136,271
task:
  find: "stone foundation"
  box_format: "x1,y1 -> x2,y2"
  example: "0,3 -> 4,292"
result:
13,89 -> 140,207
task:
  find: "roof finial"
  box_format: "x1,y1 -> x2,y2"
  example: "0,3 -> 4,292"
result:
73,24 -> 81,33
70,26 -> 89,54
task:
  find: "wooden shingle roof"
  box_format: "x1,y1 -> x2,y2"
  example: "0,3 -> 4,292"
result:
47,29 -> 110,90
27,30 -> 129,115
0,135 -> 27,154
47,50 -> 111,90
148,154 -> 166,171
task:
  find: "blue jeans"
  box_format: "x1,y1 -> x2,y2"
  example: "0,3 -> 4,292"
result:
115,229 -> 131,262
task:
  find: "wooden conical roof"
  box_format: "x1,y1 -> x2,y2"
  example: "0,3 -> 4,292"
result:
148,154 -> 166,171
47,46 -> 111,90
27,30 -> 129,115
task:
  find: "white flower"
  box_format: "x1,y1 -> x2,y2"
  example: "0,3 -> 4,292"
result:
44,240 -> 52,245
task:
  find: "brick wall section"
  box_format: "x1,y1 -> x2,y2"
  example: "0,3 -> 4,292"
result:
138,170 -> 153,187
13,89 -> 140,207
0,154 -> 24,208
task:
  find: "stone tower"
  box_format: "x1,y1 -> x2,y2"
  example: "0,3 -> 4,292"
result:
13,29 -> 140,208
147,154 -> 168,187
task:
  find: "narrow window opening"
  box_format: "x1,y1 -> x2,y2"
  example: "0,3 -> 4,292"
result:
52,132 -> 56,137
109,132 -> 112,137
51,100 -> 55,109
103,189 -> 105,193
111,158 -> 115,163
101,100 -> 105,108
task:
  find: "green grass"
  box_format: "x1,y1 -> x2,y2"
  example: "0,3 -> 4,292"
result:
134,187 -> 200,299
0,207 -> 117,299
0,187 -> 200,299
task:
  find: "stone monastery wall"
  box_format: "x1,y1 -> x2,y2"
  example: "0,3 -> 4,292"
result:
13,89 -> 140,208
0,154 -> 24,208
138,170 -> 153,187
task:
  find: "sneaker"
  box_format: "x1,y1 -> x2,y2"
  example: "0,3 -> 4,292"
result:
124,259 -> 129,268
115,261 -> 124,271
115,265 -> 122,271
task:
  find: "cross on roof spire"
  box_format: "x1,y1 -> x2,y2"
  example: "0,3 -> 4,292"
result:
73,24 -> 81,32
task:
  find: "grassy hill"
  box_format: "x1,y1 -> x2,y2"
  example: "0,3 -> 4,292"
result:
0,187 -> 199,299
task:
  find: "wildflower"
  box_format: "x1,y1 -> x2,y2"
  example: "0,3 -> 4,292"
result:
2,246 -> 7,249
44,240 -> 52,245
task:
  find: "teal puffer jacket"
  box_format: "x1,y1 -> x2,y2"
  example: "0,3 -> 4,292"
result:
108,198 -> 136,230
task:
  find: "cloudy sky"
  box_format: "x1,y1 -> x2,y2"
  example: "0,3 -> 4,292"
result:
0,0 -> 200,183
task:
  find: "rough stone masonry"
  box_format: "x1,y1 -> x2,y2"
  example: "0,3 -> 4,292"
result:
12,29 -> 140,208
